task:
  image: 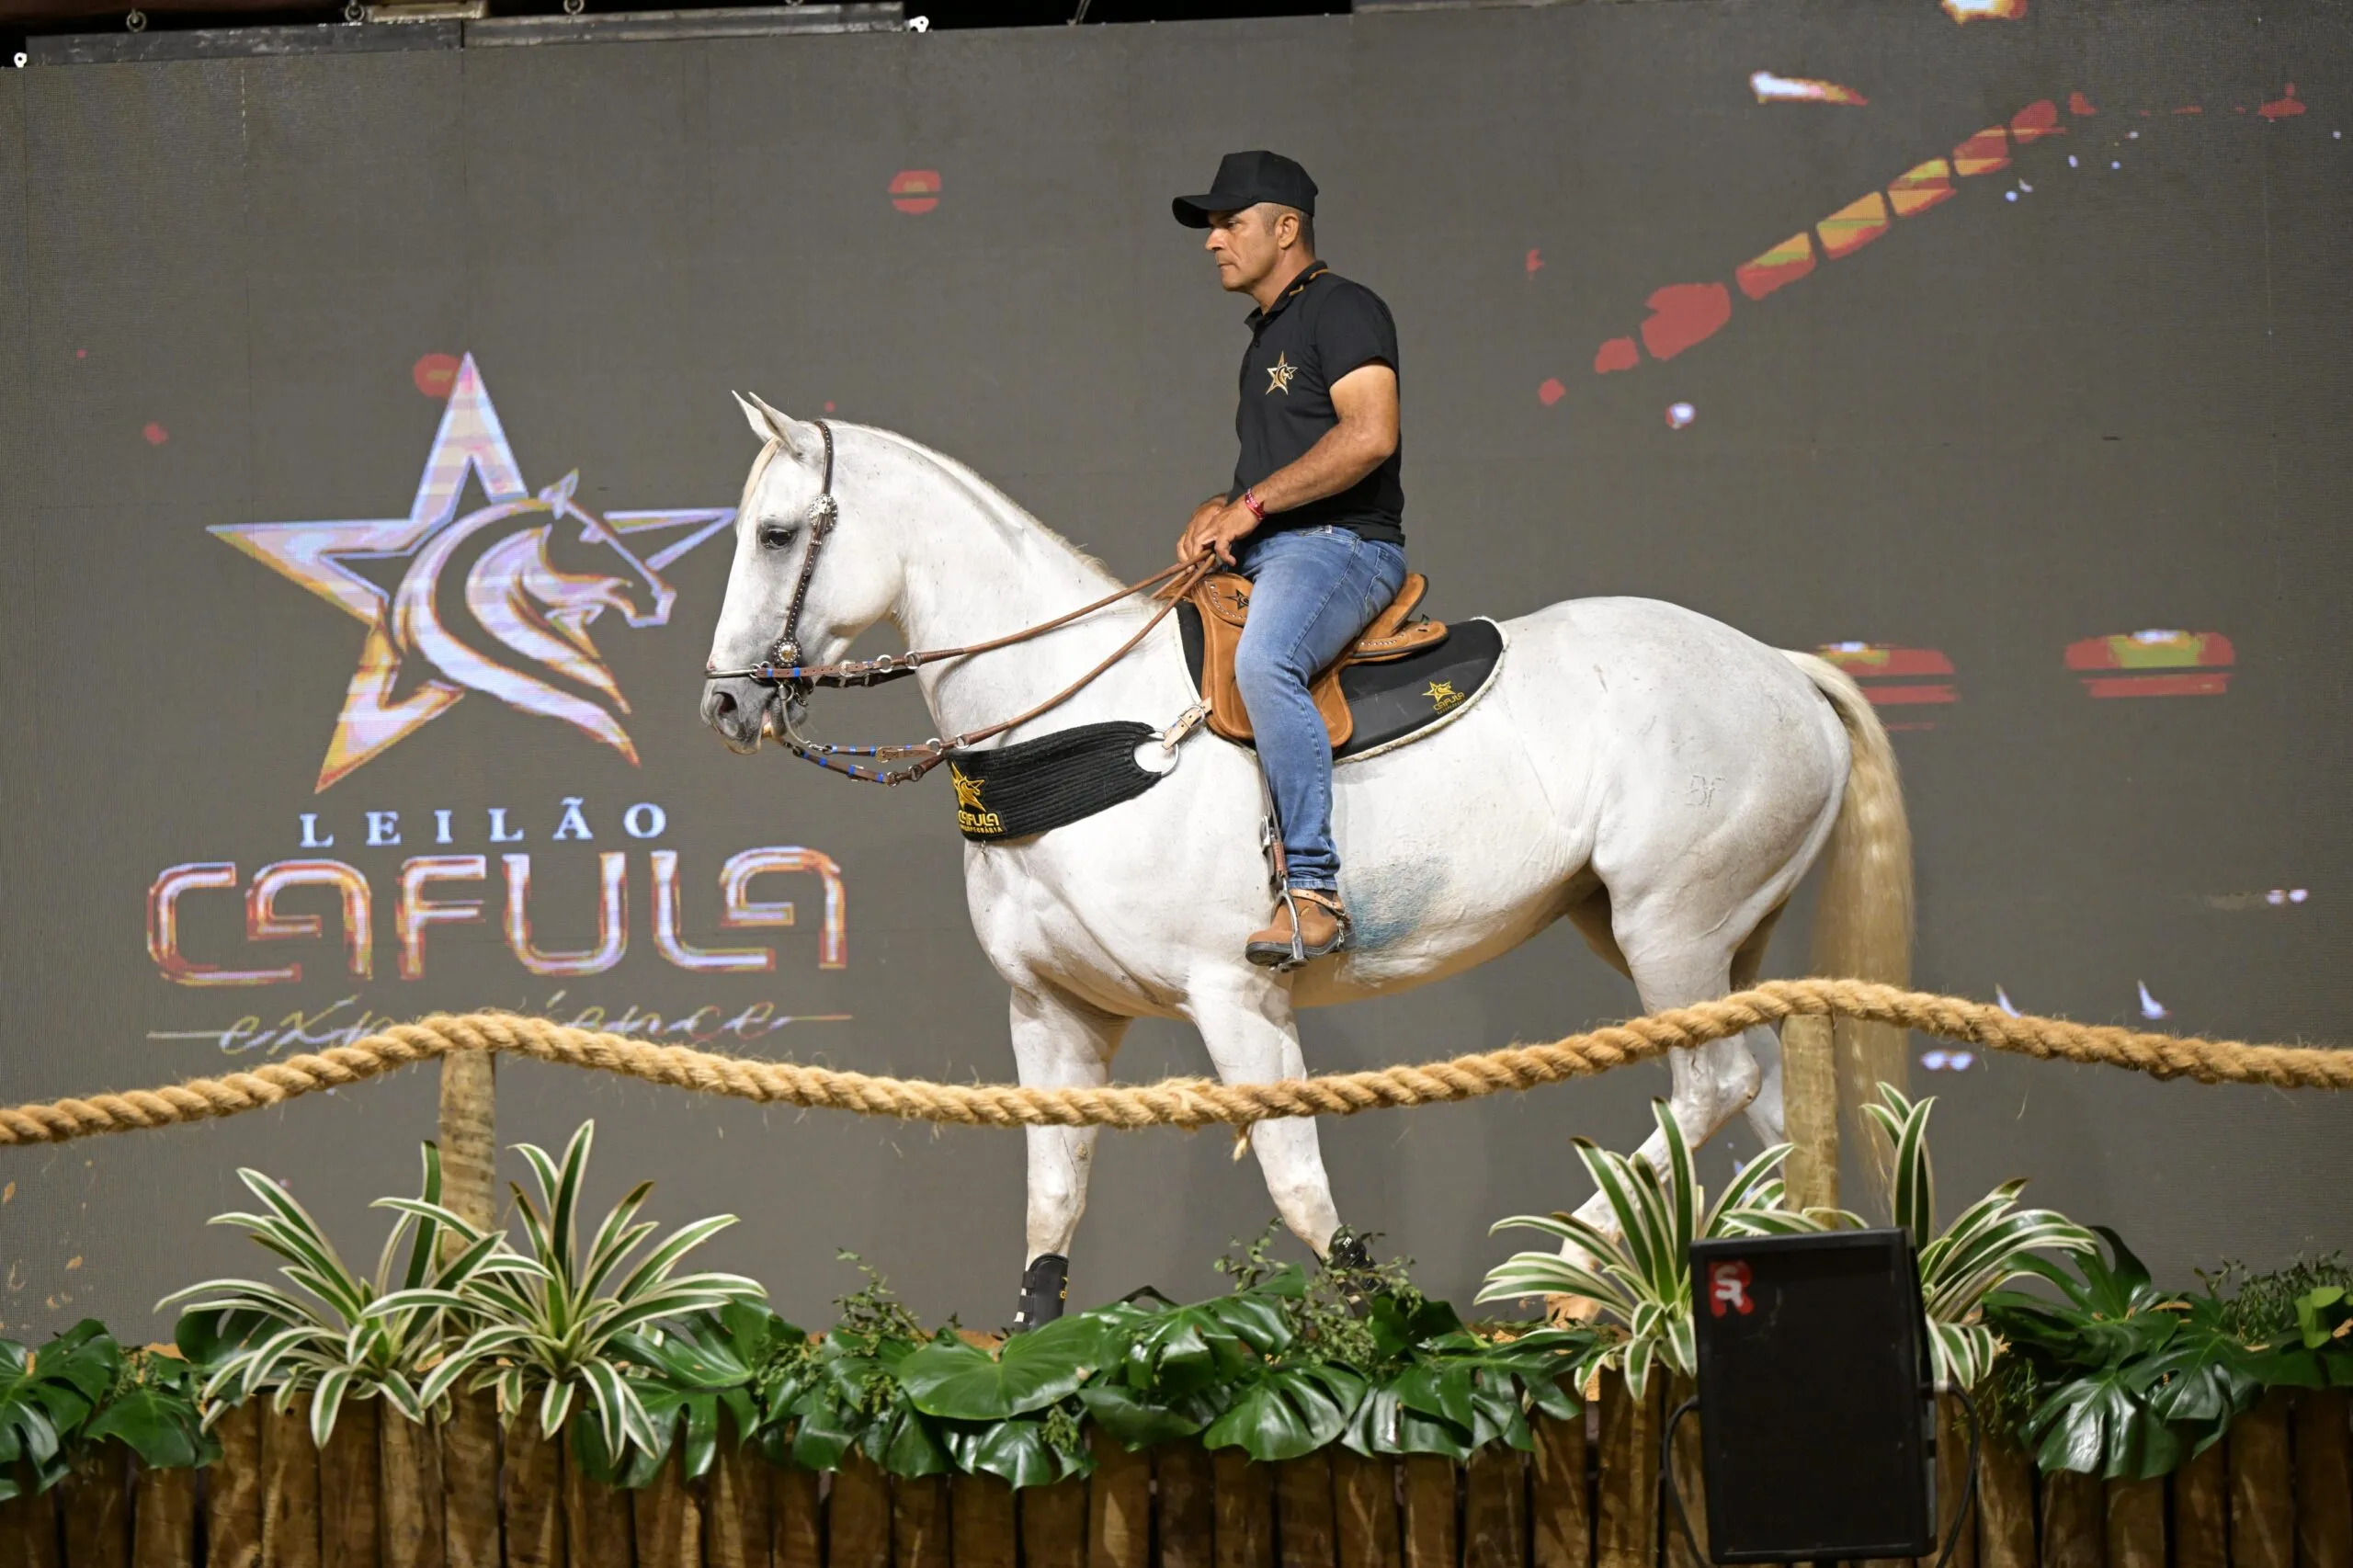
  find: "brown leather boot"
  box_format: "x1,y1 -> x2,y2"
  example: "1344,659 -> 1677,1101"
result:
1245,888 -> 1351,970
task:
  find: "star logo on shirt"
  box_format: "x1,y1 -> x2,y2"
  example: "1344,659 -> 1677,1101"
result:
1265,352 -> 1299,395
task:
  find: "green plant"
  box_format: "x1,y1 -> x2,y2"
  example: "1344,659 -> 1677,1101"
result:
444,1121 -> 764,1467
0,1322 -> 120,1499
1865,1085 -> 2097,1390
1984,1228 -> 2192,1477
1477,1099 -> 1825,1397
160,1143 -> 540,1447
82,1346 -> 219,1472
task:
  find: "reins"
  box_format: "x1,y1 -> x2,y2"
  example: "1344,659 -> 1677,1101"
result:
705,419 -> 1219,786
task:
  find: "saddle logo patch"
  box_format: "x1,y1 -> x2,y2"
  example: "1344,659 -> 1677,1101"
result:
1423,679 -> 1465,713
1265,352 -> 1299,395
950,765 -> 1003,836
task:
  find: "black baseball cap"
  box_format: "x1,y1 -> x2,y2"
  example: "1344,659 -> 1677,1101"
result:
1172,150 -> 1319,228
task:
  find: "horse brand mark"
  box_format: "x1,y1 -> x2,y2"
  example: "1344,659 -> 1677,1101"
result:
1707,1258 -> 1756,1317
1424,680 -> 1464,713
1265,352 -> 1299,395
212,355 -> 735,791
950,766 -> 1004,836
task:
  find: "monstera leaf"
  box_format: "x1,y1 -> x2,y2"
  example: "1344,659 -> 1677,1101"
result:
0,1323 -> 121,1499
898,1316 -> 1106,1421
1202,1363 -> 1366,1463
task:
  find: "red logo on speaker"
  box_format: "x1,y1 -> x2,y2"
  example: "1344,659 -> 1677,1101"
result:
1708,1260 -> 1756,1317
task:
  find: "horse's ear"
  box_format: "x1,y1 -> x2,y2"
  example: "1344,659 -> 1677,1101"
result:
733,391 -> 815,459
732,391 -> 775,447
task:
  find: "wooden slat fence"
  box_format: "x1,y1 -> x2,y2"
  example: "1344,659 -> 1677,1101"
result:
0,1382 -> 2342,1568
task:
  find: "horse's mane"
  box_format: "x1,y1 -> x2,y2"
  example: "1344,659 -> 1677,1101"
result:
849,424 -> 1122,586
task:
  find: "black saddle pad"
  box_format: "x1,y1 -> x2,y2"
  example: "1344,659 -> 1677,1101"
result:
1176,605 -> 1506,761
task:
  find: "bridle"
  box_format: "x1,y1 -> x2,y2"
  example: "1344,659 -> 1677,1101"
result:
704,419 -> 1217,785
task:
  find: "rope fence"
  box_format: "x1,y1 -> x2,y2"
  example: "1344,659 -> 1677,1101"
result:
3,978 -> 2345,1149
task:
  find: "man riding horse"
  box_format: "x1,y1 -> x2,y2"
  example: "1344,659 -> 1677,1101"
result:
1173,151 -> 1407,970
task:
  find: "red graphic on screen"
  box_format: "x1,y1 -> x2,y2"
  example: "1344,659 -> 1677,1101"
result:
1817,642 -> 1958,729
890,170 -> 943,213
1941,0 -> 2027,21
1638,284 -> 1733,362
1587,83 -> 2323,380
1526,248 -> 1544,277
1887,159 -> 1959,219
1708,1260 -> 1756,1317
2065,631 -> 2234,698
1735,233 -> 1816,301
2258,84 -> 2305,119
1817,191 -> 1892,260
1538,378 -> 1567,406
1750,72 -> 1868,107
413,354 -> 460,399
142,422 -> 169,446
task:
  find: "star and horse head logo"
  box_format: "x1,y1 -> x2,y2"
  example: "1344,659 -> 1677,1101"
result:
213,355 -> 735,791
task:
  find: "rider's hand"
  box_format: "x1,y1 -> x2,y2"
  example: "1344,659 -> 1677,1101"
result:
1177,496 -> 1226,563
1179,497 -> 1256,567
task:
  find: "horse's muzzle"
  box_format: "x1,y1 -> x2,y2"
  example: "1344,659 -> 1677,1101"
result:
699,676 -> 773,755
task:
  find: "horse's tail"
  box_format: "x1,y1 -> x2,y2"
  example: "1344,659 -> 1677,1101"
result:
1783,651 -> 1915,1189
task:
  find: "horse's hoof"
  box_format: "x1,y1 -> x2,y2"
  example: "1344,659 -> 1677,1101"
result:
1011,1252 -> 1070,1333
1546,1291 -> 1605,1327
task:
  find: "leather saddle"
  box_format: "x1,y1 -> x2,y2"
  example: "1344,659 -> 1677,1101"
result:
1183,572 -> 1449,748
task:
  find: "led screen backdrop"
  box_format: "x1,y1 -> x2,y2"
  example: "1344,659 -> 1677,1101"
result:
0,0 -> 2347,1338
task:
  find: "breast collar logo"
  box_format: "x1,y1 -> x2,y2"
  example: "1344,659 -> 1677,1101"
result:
212,354 -> 737,791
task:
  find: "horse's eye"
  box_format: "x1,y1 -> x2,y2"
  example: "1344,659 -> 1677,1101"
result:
758,524 -> 797,551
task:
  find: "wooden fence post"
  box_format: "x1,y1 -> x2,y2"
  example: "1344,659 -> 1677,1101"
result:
2229,1392 -> 2293,1568
61,1447 -> 130,1568
1088,1427 -> 1151,1568
827,1453 -> 890,1568
2038,1470 -> 2102,1568
1400,1455 -> 1457,1568
1274,1452 -> 1337,1568
130,1465 -> 197,1568
559,1447 -> 630,1568
209,1401 -> 266,1568
704,1426 -> 772,1568
1021,1476 -> 1088,1566
503,1418 -> 566,1568
0,1485 -> 62,1568
1330,1449 -> 1400,1568
2103,1479 -> 2162,1568
2170,1441 -> 2227,1568
1931,1393 -> 1977,1568
950,1471 -> 1018,1568
1530,1399 -> 1591,1568
768,1461 -> 822,1568
377,1408 -> 446,1568
1155,1443 -> 1216,1568
1466,1446 -> 1529,1568
319,1397 -> 383,1568
1663,1376 -> 1707,1568
2294,1388 -> 2352,1568
259,1395 -> 322,1568
1974,1423 -> 2036,1568
1596,1372 -> 1661,1568
632,1449 -> 702,1568
1211,1449 -> 1275,1568
892,1472 -> 949,1568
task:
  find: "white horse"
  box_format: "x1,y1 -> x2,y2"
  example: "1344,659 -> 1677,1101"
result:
699,397 -> 1913,1322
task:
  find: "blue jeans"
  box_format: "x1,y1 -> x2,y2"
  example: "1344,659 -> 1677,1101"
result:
1231,526 -> 1409,893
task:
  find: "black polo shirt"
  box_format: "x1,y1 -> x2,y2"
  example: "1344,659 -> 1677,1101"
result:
1228,262 -> 1405,545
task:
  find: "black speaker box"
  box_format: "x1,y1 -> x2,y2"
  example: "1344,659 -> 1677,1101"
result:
1687,1229 -> 1936,1562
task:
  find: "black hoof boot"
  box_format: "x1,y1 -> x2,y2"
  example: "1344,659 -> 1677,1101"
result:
1324,1228 -> 1377,1318
1012,1253 -> 1069,1334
